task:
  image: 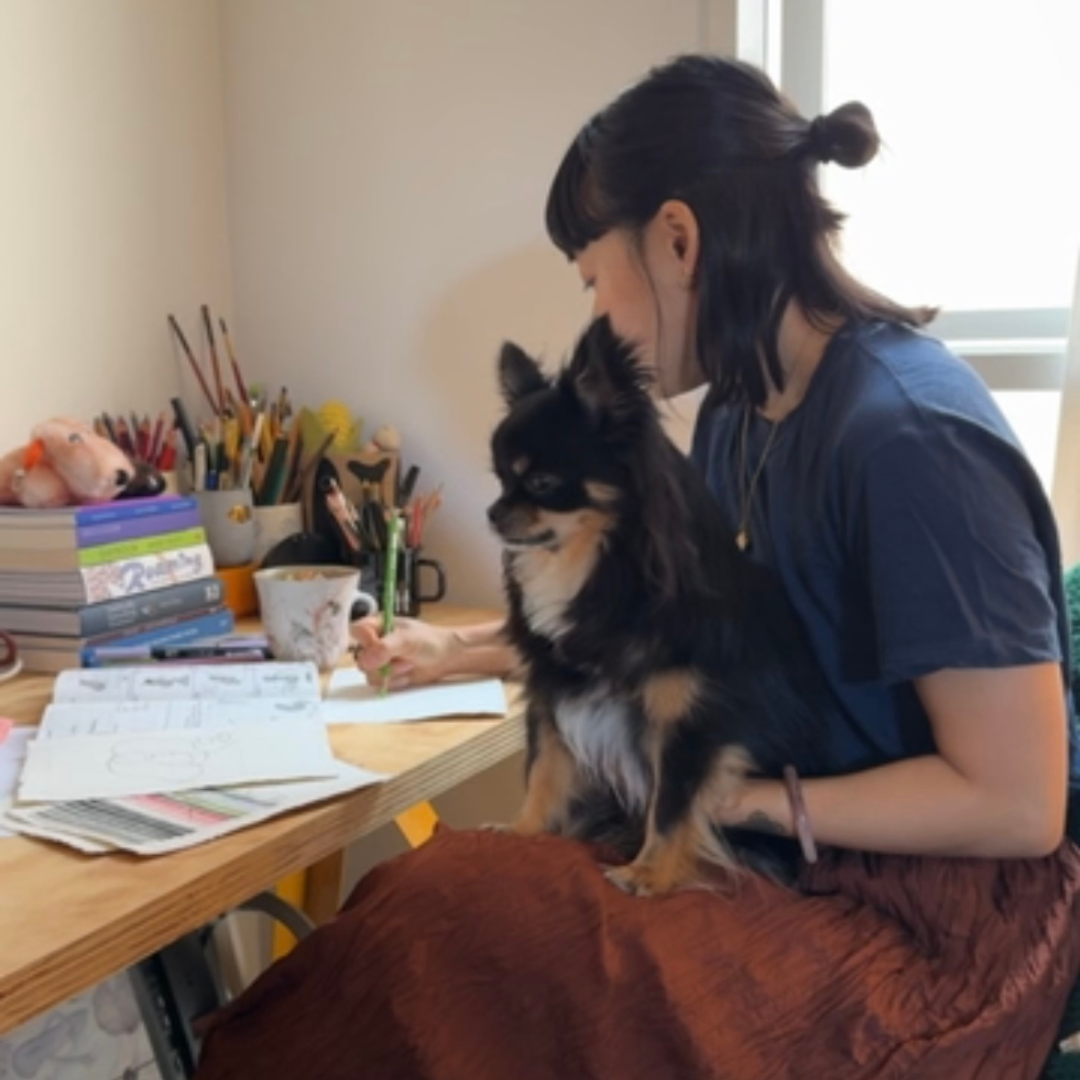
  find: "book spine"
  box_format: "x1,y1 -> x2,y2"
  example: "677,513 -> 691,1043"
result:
72,495 -> 197,525
81,607 -> 236,666
78,527 -> 206,568
80,544 -> 216,604
77,577 -> 226,637
75,507 -> 202,547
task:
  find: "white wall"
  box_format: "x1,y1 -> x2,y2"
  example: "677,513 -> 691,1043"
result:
218,0 -> 709,606
0,0 -> 232,446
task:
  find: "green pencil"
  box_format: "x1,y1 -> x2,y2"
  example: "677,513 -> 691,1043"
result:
379,510 -> 403,694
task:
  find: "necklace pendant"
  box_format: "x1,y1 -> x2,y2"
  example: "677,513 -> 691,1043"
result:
736,529 -> 750,552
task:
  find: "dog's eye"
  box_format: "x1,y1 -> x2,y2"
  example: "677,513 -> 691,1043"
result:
68,433 -> 83,444
524,472 -> 560,496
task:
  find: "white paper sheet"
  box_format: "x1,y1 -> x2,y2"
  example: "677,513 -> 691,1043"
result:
17,720 -> 337,802
52,661 -> 320,704
0,725 -> 35,838
4,760 -> 387,855
322,668 -> 507,724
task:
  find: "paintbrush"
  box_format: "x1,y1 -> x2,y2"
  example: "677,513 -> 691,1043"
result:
168,314 -> 220,416
201,304 -> 225,415
219,316 -> 250,404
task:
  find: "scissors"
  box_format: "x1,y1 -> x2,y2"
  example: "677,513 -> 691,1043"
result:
0,631 -> 22,684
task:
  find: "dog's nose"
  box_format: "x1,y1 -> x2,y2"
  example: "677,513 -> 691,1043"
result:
115,468 -> 131,488
487,500 -> 508,529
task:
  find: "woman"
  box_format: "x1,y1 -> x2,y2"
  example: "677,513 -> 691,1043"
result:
196,56 -> 1080,1079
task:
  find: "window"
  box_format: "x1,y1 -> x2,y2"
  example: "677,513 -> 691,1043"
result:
754,0 -> 1080,489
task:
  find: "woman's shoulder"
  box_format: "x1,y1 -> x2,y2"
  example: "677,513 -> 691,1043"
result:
814,319 -> 1019,460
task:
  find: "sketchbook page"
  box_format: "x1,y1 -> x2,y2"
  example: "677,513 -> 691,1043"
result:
38,697 -> 324,739
3,760 -> 387,856
323,668 -> 508,725
52,662 -> 321,704
0,725 -> 34,838
17,720 -> 337,802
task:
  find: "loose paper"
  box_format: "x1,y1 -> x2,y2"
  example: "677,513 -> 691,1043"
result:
17,720 -> 337,802
0,725 -> 34,837
323,668 -> 507,725
4,760 -> 386,855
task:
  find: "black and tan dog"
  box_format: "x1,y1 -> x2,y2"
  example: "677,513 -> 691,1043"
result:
487,316 -> 830,895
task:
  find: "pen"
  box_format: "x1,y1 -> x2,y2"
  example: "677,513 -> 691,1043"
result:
90,643 -> 271,663
379,511 -> 402,694
151,644 -> 272,661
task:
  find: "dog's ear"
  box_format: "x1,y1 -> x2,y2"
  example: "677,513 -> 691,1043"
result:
498,342 -> 548,406
567,317 -> 652,425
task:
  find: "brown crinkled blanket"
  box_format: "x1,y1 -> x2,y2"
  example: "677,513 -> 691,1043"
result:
195,827 -> 1080,1080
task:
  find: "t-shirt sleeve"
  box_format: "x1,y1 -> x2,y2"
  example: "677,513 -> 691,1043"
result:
853,417 -> 1062,684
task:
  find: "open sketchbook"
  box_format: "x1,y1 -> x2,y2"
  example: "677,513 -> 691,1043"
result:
18,662 -> 336,802
2,662 -> 387,855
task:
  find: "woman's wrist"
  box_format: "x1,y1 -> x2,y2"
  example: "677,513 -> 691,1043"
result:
446,622 -> 518,679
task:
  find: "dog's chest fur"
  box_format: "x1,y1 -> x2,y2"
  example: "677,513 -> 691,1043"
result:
553,690 -> 649,814
508,538 -> 601,641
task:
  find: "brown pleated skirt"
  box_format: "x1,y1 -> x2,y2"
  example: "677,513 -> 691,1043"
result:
196,827 -> 1080,1080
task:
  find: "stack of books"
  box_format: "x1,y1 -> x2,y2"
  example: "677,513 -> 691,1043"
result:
0,495 -> 233,671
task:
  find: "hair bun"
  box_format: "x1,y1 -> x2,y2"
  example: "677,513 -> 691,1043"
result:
809,102 -> 879,168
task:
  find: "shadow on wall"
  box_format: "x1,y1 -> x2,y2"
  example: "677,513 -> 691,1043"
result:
408,238 -> 706,608
411,240 -> 590,609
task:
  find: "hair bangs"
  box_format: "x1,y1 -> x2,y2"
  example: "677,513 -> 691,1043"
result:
545,134 -> 611,258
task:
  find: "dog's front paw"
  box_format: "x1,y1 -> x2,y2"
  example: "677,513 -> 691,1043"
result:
603,862 -> 667,897
603,857 -> 696,897
480,819 -> 547,838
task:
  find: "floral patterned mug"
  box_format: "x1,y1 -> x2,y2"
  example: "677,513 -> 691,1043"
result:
254,565 -> 377,671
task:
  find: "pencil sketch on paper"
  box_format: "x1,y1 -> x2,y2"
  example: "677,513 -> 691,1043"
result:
106,733 -> 234,786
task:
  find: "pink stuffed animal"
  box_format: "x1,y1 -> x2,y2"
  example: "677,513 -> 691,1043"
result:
0,418 -> 135,508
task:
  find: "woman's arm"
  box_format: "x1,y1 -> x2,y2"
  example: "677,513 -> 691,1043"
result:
721,662 -> 1069,858
351,617 -> 520,687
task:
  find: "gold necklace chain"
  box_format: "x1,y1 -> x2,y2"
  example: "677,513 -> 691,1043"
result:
735,407 -> 782,552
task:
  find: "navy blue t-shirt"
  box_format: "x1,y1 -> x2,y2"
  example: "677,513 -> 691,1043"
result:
690,319 -> 1078,782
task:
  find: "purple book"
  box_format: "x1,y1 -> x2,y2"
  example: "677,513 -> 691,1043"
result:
0,496 -> 200,550
77,507 -> 202,547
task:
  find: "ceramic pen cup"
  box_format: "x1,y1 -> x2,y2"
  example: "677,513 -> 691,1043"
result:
254,565 -> 378,670
359,548 -> 447,618
195,489 -> 256,568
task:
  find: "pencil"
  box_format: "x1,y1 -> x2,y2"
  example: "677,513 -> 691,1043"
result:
258,436 -> 290,506
201,304 -> 225,415
379,510 -> 403,694
168,314 -> 220,416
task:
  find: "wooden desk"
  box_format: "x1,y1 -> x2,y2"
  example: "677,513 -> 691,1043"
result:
0,606 -> 525,1034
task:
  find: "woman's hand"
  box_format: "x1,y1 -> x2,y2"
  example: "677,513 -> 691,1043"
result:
349,617 -> 518,689
350,617 -> 465,690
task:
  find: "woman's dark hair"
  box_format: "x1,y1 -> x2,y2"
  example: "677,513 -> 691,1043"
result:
546,54 -> 934,408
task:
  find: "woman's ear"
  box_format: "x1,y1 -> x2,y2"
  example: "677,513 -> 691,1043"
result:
654,199 -> 700,287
